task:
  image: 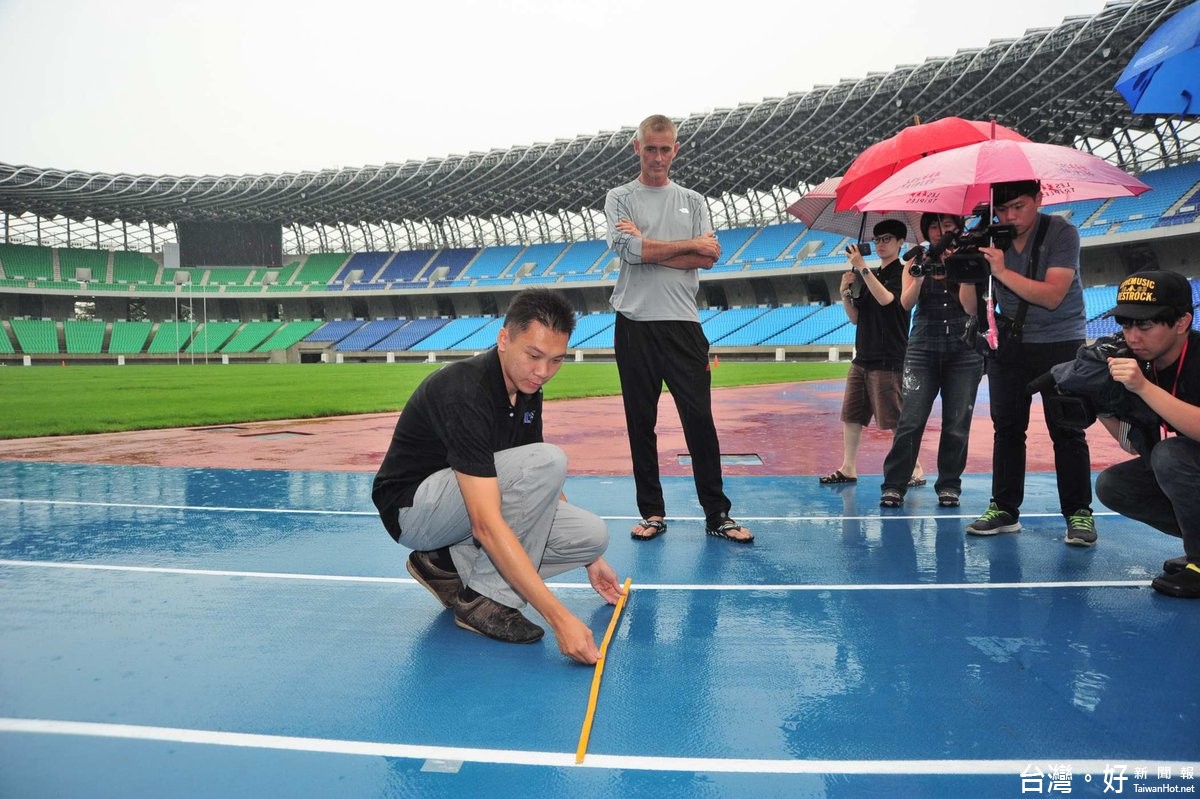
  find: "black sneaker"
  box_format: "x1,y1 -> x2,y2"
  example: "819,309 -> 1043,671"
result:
406,550 -> 462,609
1151,564 -> 1200,598
966,502 -> 1021,536
1163,556 -> 1189,575
453,592 -> 545,643
1064,509 -> 1098,547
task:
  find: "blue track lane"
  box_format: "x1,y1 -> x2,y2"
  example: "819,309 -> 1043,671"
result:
0,462 -> 1197,797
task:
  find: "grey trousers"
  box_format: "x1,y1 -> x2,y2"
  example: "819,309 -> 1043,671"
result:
395,443 -> 609,609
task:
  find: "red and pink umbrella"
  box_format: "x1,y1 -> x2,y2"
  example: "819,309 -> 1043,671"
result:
852,139 -> 1152,216
835,117 -> 1030,212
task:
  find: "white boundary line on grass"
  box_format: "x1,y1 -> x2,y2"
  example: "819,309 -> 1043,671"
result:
0,559 -> 1150,592
1,718 -> 1192,775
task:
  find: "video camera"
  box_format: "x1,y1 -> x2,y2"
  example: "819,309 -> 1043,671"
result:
907,209 -> 1017,284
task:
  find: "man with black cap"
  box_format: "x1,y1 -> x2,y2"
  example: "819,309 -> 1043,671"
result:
1095,269 -> 1200,598
820,218 -> 920,486
965,179 -> 1097,546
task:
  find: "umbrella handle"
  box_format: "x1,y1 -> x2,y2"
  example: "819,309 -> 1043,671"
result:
985,278 -> 999,350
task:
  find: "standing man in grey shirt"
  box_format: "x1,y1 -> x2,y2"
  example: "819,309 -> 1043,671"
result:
604,114 -> 752,544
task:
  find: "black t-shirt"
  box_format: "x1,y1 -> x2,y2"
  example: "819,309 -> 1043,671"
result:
1148,329 -> 1200,434
371,347 -> 543,540
851,258 -> 910,371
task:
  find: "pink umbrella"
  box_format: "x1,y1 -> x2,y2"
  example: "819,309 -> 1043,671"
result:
787,176 -> 922,242
853,139 -> 1152,215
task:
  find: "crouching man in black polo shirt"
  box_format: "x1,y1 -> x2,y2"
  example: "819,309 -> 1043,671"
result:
372,289 -> 623,663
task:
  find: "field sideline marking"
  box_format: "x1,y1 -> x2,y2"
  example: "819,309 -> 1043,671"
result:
0,497 -> 1118,524
0,559 -> 1149,592
0,718 -> 1190,775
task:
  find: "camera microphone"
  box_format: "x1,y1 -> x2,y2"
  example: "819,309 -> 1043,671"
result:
902,244 -> 926,262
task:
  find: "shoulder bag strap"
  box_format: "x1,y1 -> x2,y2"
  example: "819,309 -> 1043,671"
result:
1009,214 -> 1050,336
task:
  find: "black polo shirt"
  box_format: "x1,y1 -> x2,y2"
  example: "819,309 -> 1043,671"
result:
850,258 -> 910,372
371,347 -> 544,541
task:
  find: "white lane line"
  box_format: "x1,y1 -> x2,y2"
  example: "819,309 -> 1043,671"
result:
0,497 -> 1118,523
0,559 -> 1150,591
1,719 -> 1191,775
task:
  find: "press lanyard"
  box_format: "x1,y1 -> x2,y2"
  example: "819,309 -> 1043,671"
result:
1152,335 -> 1189,439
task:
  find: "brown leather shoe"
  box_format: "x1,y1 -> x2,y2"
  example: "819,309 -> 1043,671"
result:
406,550 -> 462,609
453,593 -> 544,643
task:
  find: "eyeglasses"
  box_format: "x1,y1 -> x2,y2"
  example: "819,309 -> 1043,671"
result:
872,235 -> 897,245
1113,317 -> 1163,331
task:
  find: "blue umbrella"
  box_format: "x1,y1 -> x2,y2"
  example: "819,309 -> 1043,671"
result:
1116,0 -> 1200,116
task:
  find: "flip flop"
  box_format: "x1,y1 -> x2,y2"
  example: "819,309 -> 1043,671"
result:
819,470 -> 857,484
631,518 -> 667,541
706,517 -> 754,544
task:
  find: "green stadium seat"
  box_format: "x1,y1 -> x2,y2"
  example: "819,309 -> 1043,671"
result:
64,320 -> 106,354
108,321 -> 153,354
10,319 -> 59,353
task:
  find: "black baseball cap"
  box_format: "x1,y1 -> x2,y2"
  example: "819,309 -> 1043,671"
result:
1105,270 -> 1194,320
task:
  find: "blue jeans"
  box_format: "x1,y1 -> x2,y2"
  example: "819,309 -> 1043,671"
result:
881,345 -> 984,497
1096,437 -> 1199,563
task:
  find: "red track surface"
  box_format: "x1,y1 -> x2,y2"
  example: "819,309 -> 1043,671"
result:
0,379 -> 1131,477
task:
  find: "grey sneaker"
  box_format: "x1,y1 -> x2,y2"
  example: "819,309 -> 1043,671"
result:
453,593 -> 544,644
1064,509 -> 1097,547
406,550 -> 462,609
966,502 -> 1022,536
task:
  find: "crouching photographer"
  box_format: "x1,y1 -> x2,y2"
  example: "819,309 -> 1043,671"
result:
1090,270 -> 1200,598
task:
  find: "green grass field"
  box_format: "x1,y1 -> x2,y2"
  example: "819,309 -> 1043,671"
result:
0,360 -> 850,439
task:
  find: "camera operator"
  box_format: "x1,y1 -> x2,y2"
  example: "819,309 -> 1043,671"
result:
820,219 -> 922,486
965,179 -> 1097,546
879,213 -> 984,509
1094,270 -> 1200,598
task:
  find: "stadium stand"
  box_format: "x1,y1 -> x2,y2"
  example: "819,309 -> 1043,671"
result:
255,321 -> 323,352
220,321 -> 283,353
59,248 -> 110,282
712,306 -> 825,346
376,250 -> 434,283
510,243 -> 567,278
568,313 -> 616,348
552,241 -> 610,275
305,319 -> 367,344
64,319 -> 105,354
704,307 -> 772,343
184,322 -> 241,354
762,305 -> 851,346
10,319 -> 58,353
732,223 -> 805,265
460,245 -> 522,280
451,318 -> 504,350
427,248 -> 477,283
407,317 -> 494,351
204,267 -> 254,286
332,319 -> 406,351
0,244 -> 54,280
0,324 -> 15,354
369,318 -> 451,351
112,251 -> 160,284
108,321 -> 154,354
294,253 -> 349,285
147,322 -> 199,354
334,252 -> 393,287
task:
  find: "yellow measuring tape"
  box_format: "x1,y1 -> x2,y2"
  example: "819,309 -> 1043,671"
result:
574,576 -> 633,764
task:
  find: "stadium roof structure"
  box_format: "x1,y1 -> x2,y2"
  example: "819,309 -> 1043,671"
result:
1,0 -> 1198,252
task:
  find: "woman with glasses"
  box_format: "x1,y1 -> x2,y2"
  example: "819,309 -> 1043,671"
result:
879,212 -> 984,509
